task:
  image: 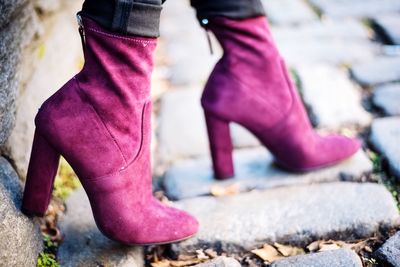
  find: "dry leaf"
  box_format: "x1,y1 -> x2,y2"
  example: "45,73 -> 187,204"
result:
210,183 -> 240,197
177,254 -> 197,261
196,250 -> 209,260
151,259 -> 170,267
318,243 -> 341,252
251,244 -> 283,263
274,243 -> 305,257
307,241 -> 320,252
204,249 -> 218,258
170,259 -> 202,267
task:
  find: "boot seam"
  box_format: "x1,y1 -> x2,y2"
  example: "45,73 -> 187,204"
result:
73,76 -> 129,166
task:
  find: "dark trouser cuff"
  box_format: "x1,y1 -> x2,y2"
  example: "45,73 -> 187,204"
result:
190,0 -> 266,25
81,0 -> 162,37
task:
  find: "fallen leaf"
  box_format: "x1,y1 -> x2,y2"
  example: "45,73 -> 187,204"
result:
170,259 -> 202,266
251,244 -> 283,263
318,243 -> 341,252
196,250 -> 209,260
307,241 -> 320,252
151,259 -> 170,267
274,243 -> 305,257
210,183 -> 240,197
204,249 -> 218,258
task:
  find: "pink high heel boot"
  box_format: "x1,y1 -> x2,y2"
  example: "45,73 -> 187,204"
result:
202,16 -> 360,180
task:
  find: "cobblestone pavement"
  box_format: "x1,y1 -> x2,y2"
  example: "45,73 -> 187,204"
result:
57,0 -> 400,266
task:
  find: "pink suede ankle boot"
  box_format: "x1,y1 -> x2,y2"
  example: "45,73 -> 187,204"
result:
21,16 -> 198,245
202,16 -> 361,180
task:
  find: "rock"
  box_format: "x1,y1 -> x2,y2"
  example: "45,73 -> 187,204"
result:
373,14 -> 400,45
370,117 -> 400,178
58,187 -> 144,267
351,56 -> 400,86
297,65 -> 371,128
172,182 -> 399,254
0,0 -> 28,26
0,3 -> 39,147
157,88 -> 259,165
160,0 -> 222,86
373,83 -> 400,115
261,0 -> 318,26
164,148 -> 372,200
309,0 -> 400,19
271,249 -> 362,267
272,20 -> 377,66
375,231 -> 400,267
0,157 -> 43,267
194,257 -> 241,267
4,0 -> 83,179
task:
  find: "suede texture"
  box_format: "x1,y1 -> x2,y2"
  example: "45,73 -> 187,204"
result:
22,17 -> 198,245
202,16 -> 360,177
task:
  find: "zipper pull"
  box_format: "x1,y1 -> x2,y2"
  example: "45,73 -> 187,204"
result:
201,18 -> 214,55
76,14 -> 86,49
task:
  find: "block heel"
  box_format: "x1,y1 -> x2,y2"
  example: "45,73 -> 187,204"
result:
204,112 -> 234,180
22,130 -> 60,217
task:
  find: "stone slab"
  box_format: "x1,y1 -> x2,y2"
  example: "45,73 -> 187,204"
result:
172,182 -> 399,254
194,257 -> 241,267
164,148 -> 372,200
297,65 -> 372,128
261,0 -> 318,26
309,0 -> 400,19
0,157 -> 43,267
0,3 -> 38,147
373,83 -> 400,116
0,0 -> 27,26
375,231 -> 400,267
157,88 -> 259,165
374,14 -> 400,45
370,117 -> 400,178
272,20 -> 377,66
271,249 -> 362,267
351,56 -> 400,86
5,0 -> 83,179
58,187 -> 144,267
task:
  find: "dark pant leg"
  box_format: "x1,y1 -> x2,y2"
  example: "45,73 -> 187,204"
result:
190,0 -> 266,25
80,0 -> 163,37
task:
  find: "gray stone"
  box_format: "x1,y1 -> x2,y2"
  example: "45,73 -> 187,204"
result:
261,0 -> 318,26
58,187 -> 144,267
374,14 -> 400,45
375,231 -> 400,267
373,83 -> 400,115
0,157 -> 43,267
194,257 -> 241,267
271,249 -> 362,267
297,65 -> 372,128
0,0 -> 27,27
157,88 -> 259,165
272,20 -> 377,66
370,117 -> 400,178
351,56 -> 400,86
172,182 -> 399,253
5,0 -> 83,179
0,3 -> 38,147
164,148 -> 372,200
309,0 -> 400,19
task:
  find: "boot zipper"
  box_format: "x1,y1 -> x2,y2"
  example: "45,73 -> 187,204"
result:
77,14 -> 86,49
201,18 -> 214,55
